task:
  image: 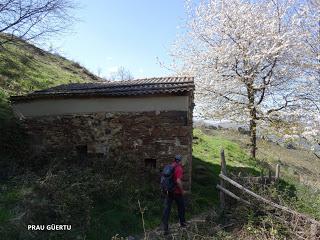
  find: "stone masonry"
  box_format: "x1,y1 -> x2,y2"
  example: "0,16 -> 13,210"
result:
23,110 -> 193,189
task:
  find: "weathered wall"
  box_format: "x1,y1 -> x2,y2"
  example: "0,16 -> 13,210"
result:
12,96 -> 189,117
23,110 -> 193,189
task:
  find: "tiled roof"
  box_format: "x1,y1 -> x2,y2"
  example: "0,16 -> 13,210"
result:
11,77 -> 194,102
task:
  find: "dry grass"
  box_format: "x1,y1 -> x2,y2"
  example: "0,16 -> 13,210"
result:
257,139 -> 320,189
203,128 -> 320,189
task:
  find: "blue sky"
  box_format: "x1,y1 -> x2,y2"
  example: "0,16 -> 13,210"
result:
50,0 -> 186,79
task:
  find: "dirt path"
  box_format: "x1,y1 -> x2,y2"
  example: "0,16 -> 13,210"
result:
133,212 -> 221,240
146,218 -> 206,239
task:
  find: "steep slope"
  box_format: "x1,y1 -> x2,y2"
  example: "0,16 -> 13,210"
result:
0,34 -> 101,98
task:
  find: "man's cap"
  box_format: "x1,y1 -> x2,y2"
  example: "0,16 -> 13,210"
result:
175,155 -> 182,162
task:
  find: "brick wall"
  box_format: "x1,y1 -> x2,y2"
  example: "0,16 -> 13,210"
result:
23,110 -> 193,189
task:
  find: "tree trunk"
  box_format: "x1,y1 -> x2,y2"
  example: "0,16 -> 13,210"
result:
247,81 -> 257,159
249,117 -> 257,158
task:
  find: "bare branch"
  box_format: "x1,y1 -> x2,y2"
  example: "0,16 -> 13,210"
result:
0,0 -> 77,48
109,66 -> 134,81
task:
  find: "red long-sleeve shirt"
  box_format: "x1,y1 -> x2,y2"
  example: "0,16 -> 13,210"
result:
172,161 -> 183,194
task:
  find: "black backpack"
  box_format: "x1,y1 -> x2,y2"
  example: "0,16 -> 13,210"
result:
160,164 -> 176,193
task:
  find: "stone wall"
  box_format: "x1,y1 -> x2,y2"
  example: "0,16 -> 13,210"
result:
23,110 -> 193,189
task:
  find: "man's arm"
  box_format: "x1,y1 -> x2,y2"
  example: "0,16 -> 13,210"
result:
176,178 -> 185,195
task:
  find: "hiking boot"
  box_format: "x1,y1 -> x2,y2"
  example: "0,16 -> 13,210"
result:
161,224 -> 169,235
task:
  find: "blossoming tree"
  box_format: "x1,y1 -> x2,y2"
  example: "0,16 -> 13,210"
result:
171,0 -> 319,158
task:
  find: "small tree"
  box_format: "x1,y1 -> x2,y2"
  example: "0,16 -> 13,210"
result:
172,0 -> 319,158
110,66 -> 134,81
0,0 -> 76,47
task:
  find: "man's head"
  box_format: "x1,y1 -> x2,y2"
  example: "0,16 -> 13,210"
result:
174,155 -> 182,163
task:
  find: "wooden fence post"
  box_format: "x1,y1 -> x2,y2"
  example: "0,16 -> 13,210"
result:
268,169 -> 272,183
275,164 -> 280,180
220,149 -> 227,210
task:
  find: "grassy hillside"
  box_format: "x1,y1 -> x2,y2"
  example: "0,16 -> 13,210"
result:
193,128 -> 320,219
0,34 -> 101,124
206,128 -> 320,190
0,34 -> 100,97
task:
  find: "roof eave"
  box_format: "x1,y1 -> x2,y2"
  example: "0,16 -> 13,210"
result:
10,88 -> 194,103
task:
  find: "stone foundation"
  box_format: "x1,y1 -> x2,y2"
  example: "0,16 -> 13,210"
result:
23,110 -> 193,190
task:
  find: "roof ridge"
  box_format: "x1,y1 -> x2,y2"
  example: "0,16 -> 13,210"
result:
11,76 -> 195,102
33,77 -> 194,93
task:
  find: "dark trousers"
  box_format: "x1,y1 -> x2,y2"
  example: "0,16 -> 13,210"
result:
161,193 -> 185,231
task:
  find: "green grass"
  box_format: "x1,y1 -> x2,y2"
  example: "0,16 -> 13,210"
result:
192,128 -> 261,175
87,184 -> 163,239
1,127 -> 319,239
0,34 -> 100,127
193,128 -> 320,221
0,34 -> 99,96
275,176 -> 320,220
0,186 -> 24,228
89,202 -> 142,238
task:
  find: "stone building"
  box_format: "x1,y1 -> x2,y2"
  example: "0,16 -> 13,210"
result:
11,77 -> 195,189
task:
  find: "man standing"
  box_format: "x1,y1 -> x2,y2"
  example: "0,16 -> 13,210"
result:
161,155 -> 187,235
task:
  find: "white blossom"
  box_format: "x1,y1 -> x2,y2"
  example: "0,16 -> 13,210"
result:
171,0 -> 319,150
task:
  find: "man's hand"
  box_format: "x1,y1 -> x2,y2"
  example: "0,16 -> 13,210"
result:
177,178 -> 184,192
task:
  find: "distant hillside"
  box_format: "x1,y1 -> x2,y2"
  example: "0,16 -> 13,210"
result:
0,34 -> 101,99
